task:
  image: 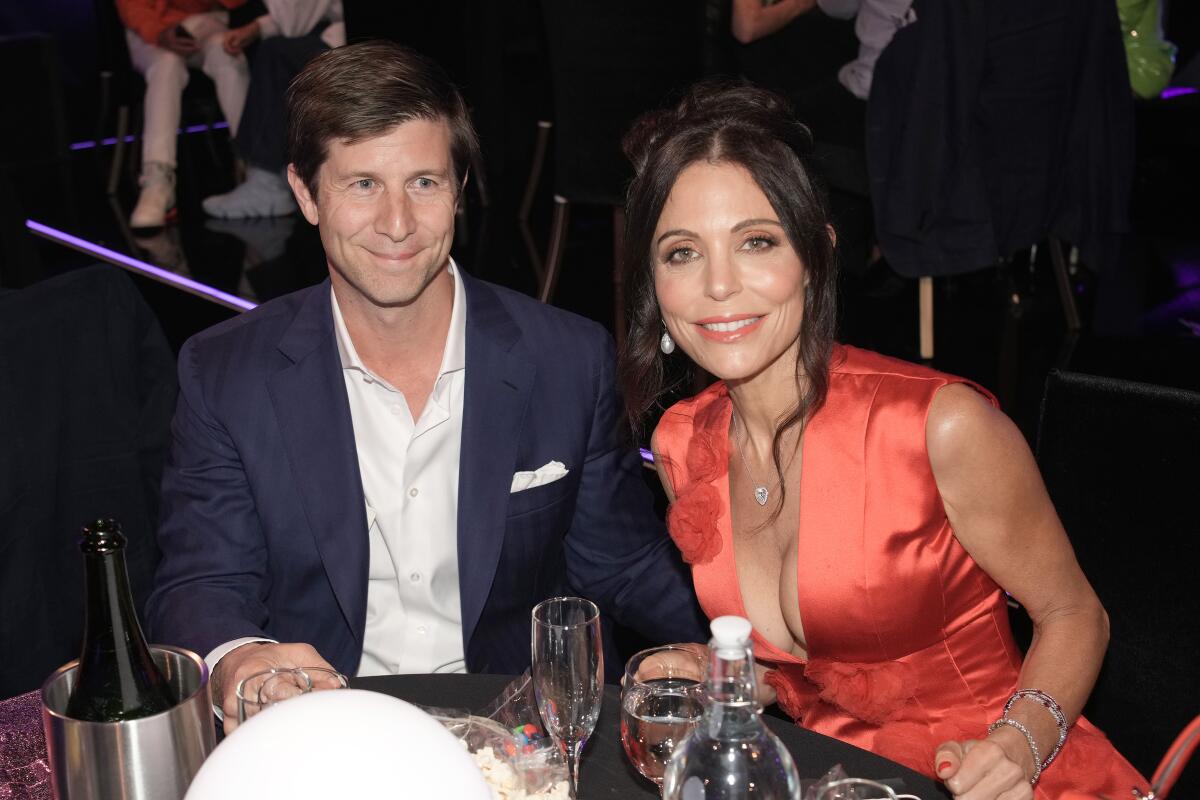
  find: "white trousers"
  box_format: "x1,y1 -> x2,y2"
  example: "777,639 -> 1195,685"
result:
124,11 -> 249,168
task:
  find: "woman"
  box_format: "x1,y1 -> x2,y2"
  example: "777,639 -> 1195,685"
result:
619,81 -> 1147,800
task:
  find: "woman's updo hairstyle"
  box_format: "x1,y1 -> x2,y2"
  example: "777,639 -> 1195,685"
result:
618,79 -> 838,503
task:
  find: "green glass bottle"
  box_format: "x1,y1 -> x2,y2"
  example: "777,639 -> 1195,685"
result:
65,519 -> 174,721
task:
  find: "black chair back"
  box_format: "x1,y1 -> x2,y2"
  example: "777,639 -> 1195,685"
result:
869,0 -> 1134,278
539,0 -> 704,205
1036,369 -> 1200,792
0,266 -> 177,698
92,0 -> 139,110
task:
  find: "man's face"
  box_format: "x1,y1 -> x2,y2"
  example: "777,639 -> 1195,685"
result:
289,118 -> 459,310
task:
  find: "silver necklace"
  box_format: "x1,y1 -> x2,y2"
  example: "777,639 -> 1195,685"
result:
731,412 -> 778,506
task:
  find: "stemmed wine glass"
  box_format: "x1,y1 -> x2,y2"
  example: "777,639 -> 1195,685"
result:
531,597 -> 604,799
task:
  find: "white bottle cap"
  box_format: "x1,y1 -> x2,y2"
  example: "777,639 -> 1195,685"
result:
710,616 -> 752,650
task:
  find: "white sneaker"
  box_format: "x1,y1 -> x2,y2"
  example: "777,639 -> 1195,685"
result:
202,166 -> 297,219
130,162 -> 177,229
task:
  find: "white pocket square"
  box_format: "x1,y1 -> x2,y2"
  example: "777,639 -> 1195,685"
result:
510,461 -> 569,493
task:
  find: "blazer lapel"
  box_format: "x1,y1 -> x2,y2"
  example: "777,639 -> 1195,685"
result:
267,282 -> 368,647
457,276 -> 535,649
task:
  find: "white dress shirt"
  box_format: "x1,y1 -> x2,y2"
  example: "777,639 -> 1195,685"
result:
341,263 -> 467,676
206,261 -> 468,682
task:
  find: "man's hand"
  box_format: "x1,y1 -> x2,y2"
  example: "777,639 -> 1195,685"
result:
935,733 -> 1034,800
157,25 -> 200,56
212,641 -> 334,734
222,21 -> 260,55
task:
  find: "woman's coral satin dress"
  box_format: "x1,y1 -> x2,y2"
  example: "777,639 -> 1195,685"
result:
656,345 -> 1146,798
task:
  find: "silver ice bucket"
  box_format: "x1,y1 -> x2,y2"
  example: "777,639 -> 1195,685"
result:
40,645 -> 216,800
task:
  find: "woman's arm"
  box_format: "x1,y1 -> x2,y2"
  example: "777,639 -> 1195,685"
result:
926,383 -> 1108,796
731,0 -> 816,44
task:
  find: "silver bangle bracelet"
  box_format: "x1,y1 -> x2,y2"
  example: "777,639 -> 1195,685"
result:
1004,689 -> 1069,769
988,717 -> 1043,785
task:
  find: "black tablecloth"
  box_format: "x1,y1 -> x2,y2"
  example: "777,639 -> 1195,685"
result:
353,674 -> 949,799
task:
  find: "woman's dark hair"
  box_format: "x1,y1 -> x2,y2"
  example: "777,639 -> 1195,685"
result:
618,79 -> 838,518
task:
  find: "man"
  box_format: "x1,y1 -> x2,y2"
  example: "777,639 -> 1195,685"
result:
145,41 -> 706,729
116,0 -> 251,228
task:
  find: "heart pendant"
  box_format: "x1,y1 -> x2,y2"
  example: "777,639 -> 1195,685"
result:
754,486 -> 769,506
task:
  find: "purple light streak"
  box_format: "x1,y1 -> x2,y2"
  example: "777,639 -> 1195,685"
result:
25,219 -> 258,313
640,447 -> 654,464
1161,87 -> 1198,100
69,121 -> 230,151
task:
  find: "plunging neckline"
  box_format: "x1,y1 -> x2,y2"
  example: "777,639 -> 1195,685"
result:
712,389 -> 809,667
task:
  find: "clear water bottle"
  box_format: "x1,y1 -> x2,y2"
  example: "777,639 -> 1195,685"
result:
662,616 -> 801,800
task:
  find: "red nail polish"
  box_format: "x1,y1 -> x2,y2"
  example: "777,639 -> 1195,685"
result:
937,760 -> 952,775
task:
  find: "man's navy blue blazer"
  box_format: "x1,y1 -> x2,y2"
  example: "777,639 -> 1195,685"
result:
145,271 -> 707,676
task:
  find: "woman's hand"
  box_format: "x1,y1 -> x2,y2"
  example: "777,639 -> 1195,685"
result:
630,642 -> 777,706
934,728 -> 1034,800
754,662 -> 778,706
223,21 -> 260,55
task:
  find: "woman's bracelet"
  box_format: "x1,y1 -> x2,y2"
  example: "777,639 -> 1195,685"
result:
1004,689 -> 1070,769
988,717 -> 1043,785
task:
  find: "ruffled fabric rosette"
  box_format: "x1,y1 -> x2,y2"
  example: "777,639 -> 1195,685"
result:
764,659 -> 919,727
664,391 -> 729,565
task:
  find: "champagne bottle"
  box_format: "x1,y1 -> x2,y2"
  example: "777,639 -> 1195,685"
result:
663,616 -> 801,799
65,518 -> 174,722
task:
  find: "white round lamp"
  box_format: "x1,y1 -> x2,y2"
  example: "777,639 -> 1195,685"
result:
185,689 -> 492,800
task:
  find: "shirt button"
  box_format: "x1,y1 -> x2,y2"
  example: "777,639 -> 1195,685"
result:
416,625 -> 427,635
409,487 -> 418,497
409,572 -> 421,583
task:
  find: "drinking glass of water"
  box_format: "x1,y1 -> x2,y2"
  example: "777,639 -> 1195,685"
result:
235,666 -> 347,724
814,778 -> 900,800
620,644 -> 706,788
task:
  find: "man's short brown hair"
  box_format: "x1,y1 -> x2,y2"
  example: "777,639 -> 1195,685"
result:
287,40 -> 481,197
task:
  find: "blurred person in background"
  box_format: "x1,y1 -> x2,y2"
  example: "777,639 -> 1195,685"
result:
731,0 -> 913,151
203,0 -> 345,218
116,0 -> 251,228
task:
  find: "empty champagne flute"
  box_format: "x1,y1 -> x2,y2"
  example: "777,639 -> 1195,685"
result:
531,597 -> 604,799
620,644 -> 706,788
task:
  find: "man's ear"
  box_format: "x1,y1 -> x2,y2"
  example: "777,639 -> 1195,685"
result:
287,164 -> 320,226
826,223 -> 838,250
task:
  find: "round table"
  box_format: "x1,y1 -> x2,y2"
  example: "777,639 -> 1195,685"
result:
353,673 -> 949,799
